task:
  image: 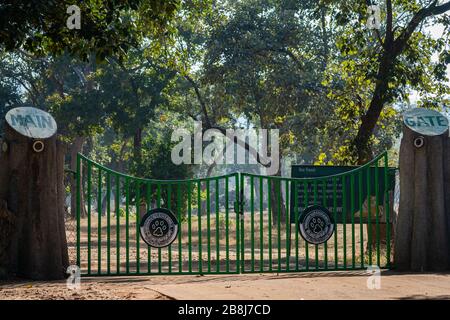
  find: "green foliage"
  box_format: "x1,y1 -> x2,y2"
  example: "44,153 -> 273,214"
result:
0,0 -> 180,61
118,207 -> 127,218
171,0 -> 336,165
0,75 -> 21,133
135,113 -> 192,181
320,0 -> 450,163
1,0 -> 449,171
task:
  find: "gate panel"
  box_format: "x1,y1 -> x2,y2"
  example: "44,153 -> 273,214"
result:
76,154 -> 240,276
240,152 -> 394,272
75,152 -> 394,276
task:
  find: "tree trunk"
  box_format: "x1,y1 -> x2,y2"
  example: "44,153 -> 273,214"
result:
254,177 -> 260,211
101,192 -> 108,216
395,125 -> 450,271
200,163 -> 217,216
353,58 -> 393,165
0,124 -> 69,279
133,127 -> 143,175
0,200 -> 14,278
444,135 -> 450,263
364,193 -> 395,252
69,136 -> 86,218
269,165 -> 286,227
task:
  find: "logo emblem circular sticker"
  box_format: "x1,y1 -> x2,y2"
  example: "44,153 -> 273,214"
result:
298,205 -> 335,245
140,208 -> 179,248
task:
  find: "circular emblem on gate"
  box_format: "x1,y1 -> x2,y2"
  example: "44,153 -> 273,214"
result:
298,205 -> 335,245
140,208 -> 179,248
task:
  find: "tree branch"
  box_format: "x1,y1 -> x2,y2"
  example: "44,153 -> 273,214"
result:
394,1 -> 450,55
385,0 -> 394,48
182,75 -> 273,168
183,74 -> 212,128
208,125 -> 272,168
432,1 -> 450,15
353,0 -> 450,163
374,29 -> 384,46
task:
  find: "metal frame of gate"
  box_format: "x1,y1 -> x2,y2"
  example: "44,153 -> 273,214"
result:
76,152 -> 393,276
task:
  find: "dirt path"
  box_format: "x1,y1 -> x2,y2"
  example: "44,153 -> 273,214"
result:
1,271 -> 449,300
0,278 -> 170,300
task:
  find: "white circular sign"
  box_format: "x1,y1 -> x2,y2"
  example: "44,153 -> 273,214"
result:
5,107 -> 57,139
140,208 -> 179,248
403,108 -> 449,136
298,205 -> 335,245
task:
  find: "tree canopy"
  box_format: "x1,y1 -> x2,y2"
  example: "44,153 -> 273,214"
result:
0,0 -> 180,60
0,0 -> 449,175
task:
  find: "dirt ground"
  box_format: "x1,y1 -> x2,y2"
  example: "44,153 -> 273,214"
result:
1,271 -> 449,300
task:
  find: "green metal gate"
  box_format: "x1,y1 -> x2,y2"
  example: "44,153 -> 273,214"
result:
76,154 -> 241,276
76,152 -> 393,276
239,152 -> 394,273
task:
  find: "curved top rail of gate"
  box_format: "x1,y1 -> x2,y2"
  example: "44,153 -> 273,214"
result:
77,153 -> 238,183
241,151 -> 389,181
78,151 -> 390,182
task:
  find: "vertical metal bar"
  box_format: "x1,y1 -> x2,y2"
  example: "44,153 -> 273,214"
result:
76,155 -> 81,268
146,182 -> 151,273
177,184 -> 182,273
351,174 -> 356,269
384,155 -> 391,267
157,183 -> 162,273
188,182 -> 192,273
332,177 -> 338,268
167,184 -> 172,273
116,175 -> 120,274
87,161 -> 91,275
294,181 -> 299,271
215,178 -> 220,273
342,175 -> 347,269
259,176 -> 264,272
240,173 -> 245,273
313,181 -> 318,270
285,179 -> 290,272
97,169 -> 102,274
135,181 -> 140,274
250,176 -> 255,272
367,167 -> 372,265
277,179 -> 281,272
206,180 -> 211,272
359,170 -> 364,268
375,161 -> 380,267
197,180 -> 202,273
225,177 -> 230,273
106,173 -> 111,275
125,178 -> 130,274
303,182 -> 309,271
267,178 -> 272,271
235,174 -> 240,273
321,180 -> 327,270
